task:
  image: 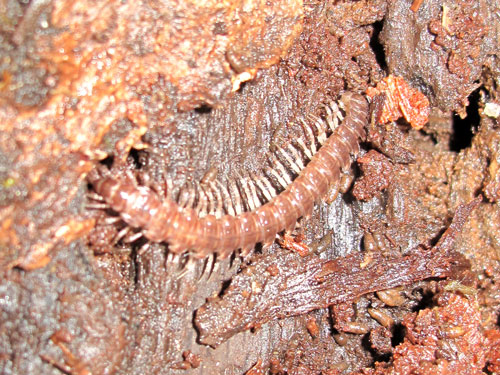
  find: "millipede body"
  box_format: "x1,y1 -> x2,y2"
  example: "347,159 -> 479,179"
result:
92,92 -> 369,259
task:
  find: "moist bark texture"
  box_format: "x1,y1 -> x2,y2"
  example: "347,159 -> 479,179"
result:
1,0 -> 500,374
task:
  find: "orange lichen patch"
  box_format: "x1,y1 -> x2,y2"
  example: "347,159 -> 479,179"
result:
48,0 -> 303,112
366,75 -> 430,130
0,70 -> 12,90
278,233 -> 310,257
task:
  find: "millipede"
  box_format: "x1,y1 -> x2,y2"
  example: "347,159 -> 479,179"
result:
88,92 -> 369,259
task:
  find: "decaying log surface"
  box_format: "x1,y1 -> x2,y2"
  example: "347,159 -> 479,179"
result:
195,199 -> 477,347
2,0 -> 500,374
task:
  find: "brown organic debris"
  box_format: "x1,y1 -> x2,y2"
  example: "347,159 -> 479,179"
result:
278,233 -> 310,257
352,150 -> 394,201
353,293 -> 488,375
0,0 -> 303,270
366,75 -> 430,130
245,359 -> 265,375
2,0 -> 500,374
195,199 -> 478,347
365,94 -> 416,164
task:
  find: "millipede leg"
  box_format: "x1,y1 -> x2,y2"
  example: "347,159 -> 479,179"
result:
175,268 -> 189,280
164,176 -> 173,199
165,252 -> 178,270
95,163 -> 112,177
325,101 -> 342,131
228,252 -> 237,271
177,183 -> 190,208
167,252 -> 186,275
195,183 -> 209,217
137,242 -> 151,256
104,216 -> 122,225
236,173 -> 253,211
209,254 -> 219,280
204,185 -> 216,216
86,203 -> 109,210
198,254 -> 213,281
287,144 -> 305,170
333,101 -> 344,119
185,182 -> 196,209
124,169 -> 137,185
259,174 -> 277,199
87,193 -> 105,202
272,157 -> 293,185
176,255 -> 195,280
216,180 -> 236,216
276,145 -> 302,175
309,115 -> 327,144
251,173 -> 276,202
137,171 -> 151,187
149,179 -> 165,197
115,226 -> 131,243
200,253 -> 217,281
240,246 -> 252,258
124,231 -> 143,243
210,181 -> 224,218
267,166 -> 289,190
230,179 -> 243,215
300,118 -> 317,155
178,181 -> 196,209
247,175 -> 261,209
228,254 -> 240,273
296,138 -> 314,160
326,114 -> 339,132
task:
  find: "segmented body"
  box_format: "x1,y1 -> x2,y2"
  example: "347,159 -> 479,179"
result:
93,92 -> 368,259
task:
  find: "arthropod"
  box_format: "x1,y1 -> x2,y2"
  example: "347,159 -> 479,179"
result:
89,92 -> 368,259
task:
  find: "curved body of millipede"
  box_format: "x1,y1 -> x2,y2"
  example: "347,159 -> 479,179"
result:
92,92 -> 368,259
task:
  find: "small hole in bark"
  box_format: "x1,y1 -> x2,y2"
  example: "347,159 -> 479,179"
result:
218,279 -> 232,297
412,288 -> 435,312
195,104 -> 213,114
484,365 -> 493,375
236,80 -> 248,93
99,155 -> 114,168
128,148 -> 141,169
370,21 -> 386,71
391,323 -> 405,347
362,333 -> 392,363
133,250 -> 140,285
450,89 -> 480,152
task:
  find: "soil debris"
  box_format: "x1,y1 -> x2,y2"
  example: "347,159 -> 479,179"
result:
195,199 -> 477,348
352,150 -> 394,201
366,75 -> 430,130
352,293 -> 492,375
